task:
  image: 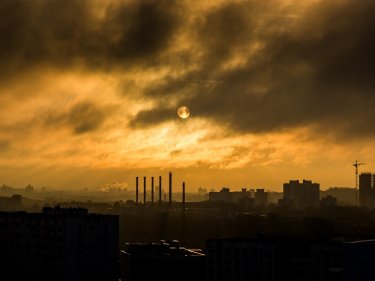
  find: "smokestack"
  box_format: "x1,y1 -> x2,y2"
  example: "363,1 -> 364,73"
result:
159,176 -> 162,205
143,176 -> 146,204
169,172 -> 172,207
136,177 -> 139,205
182,181 -> 186,212
151,176 -> 154,205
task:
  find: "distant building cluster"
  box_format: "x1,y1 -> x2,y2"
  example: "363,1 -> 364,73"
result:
0,184 -> 34,197
208,188 -> 268,207
207,181 -> 339,209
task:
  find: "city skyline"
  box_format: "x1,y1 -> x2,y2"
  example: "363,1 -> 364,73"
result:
1,0 -> 375,190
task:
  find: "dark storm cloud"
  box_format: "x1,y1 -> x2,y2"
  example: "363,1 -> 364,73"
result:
132,0 -> 375,138
45,101 -> 109,134
0,0 -> 182,74
129,106 -> 176,127
2,0 -> 375,139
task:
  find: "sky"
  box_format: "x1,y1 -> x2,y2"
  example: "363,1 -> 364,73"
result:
1,0 -> 375,191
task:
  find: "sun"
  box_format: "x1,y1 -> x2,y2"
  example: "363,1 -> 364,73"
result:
178,106 -> 190,119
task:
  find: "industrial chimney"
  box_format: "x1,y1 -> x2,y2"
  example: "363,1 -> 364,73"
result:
143,176 -> 146,204
159,176 -> 162,205
182,181 -> 186,212
151,176 -> 154,205
169,172 -> 172,207
136,177 -> 139,205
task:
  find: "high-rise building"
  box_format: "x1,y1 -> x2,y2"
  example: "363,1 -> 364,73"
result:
254,189 -> 268,206
282,180 -> 320,209
0,206 -> 118,281
359,173 -> 374,207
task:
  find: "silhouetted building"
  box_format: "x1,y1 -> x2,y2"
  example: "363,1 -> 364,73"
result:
254,189 -> 268,206
282,180 -> 320,209
207,237 -> 375,281
267,191 -> 283,204
343,240 -> 375,281
324,187 -> 357,206
277,198 -> 293,208
320,195 -> 337,207
206,237 -> 343,281
209,187 -> 231,202
119,240 -> 205,281
0,206 -> 118,281
359,173 -> 375,208
209,188 -> 253,203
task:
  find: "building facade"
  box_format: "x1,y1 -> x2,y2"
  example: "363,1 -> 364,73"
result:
0,206 -> 118,281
